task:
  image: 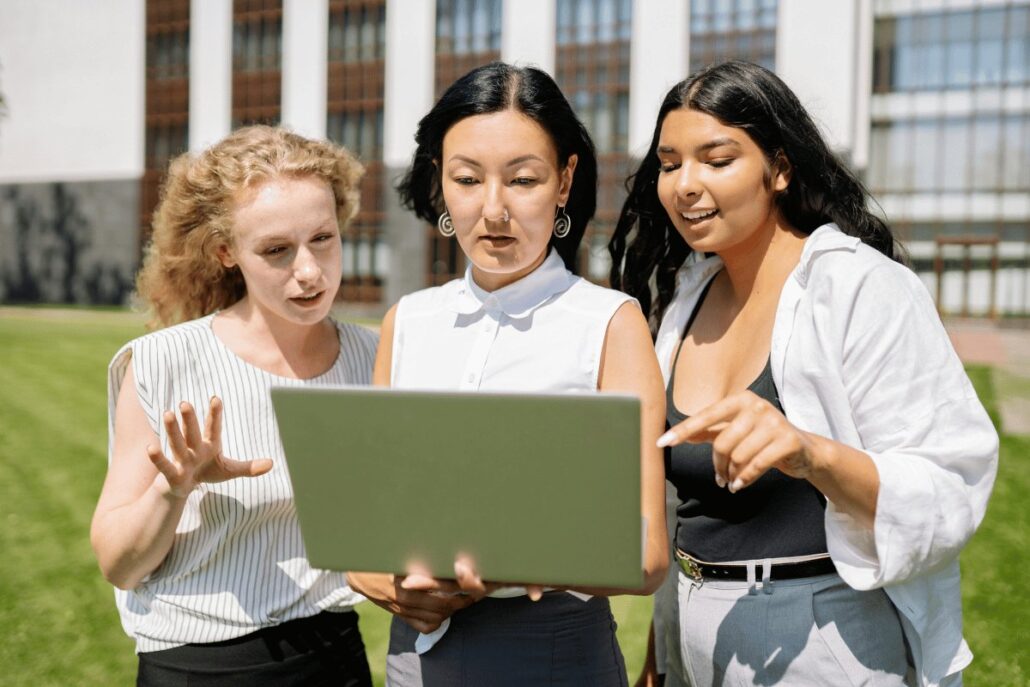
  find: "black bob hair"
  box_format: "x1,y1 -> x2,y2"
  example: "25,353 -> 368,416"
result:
609,60 -> 903,332
396,61 -> 598,272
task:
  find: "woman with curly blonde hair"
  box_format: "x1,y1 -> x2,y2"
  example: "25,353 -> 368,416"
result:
92,125 -> 378,686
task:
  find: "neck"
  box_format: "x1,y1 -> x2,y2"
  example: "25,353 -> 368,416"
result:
221,297 -> 336,376
717,215 -> 807,307
471,248 -> 550,292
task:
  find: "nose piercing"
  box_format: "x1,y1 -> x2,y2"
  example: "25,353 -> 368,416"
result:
484,209 -> 510,223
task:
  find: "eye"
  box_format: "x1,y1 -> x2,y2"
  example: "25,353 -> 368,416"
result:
263,246 -> 287,256
511,176 -> 537,186
708,158 -> 734,169
313,233 -> 334,243
658,162 -> 680,173
453,176 -> 478,186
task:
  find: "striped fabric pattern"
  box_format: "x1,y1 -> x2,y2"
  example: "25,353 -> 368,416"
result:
106,314 -> 378,653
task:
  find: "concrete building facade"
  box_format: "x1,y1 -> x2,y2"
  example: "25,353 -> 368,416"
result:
0,0 -> 1026,314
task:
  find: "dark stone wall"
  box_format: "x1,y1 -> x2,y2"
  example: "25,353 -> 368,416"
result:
0,179 -> 140,305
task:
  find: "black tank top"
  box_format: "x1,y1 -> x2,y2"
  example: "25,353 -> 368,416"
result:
665,280 -> 828,561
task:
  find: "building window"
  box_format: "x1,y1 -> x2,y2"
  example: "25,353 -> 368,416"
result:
873,5 -> 1029,93
556,0 -> 632,282
427,0 -> 503,285
328,0 -> 386,303
689,0 -> 777,72
142,0 -> 190,247
232,0 -> 282,128
867,115 -> 1029,195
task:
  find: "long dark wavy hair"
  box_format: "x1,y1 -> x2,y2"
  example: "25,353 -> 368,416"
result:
609,61 -> 902,332
396,61 -> 598,272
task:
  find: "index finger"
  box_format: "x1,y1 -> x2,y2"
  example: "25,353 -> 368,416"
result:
399,572 -> 464,595
205,396 -> 223,446
656,395 -> 746,447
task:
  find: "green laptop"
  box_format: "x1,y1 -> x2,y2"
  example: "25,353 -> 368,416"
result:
271,386 -> 643,589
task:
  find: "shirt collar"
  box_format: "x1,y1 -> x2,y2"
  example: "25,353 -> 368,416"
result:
448,250 -> 576,318
792,223 -> 861,287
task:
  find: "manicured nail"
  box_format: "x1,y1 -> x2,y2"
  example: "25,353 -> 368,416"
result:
714,474 -> 727,488
729,479 -> 743,493
656,431 -> 677,448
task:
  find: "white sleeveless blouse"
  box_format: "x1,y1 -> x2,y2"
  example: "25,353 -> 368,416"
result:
392,250 -> 634,393
106,314 -> 377,653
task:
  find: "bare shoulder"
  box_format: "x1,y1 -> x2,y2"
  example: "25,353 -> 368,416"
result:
599,300 -> 660,391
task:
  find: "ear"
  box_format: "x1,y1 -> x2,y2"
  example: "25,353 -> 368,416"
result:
771,153 -> 791,193
216,241 -> 236,269
558,154 -> 579,205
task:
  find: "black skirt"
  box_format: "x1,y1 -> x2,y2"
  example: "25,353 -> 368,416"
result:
387,593 -> 627,687
136,610 -> 371,687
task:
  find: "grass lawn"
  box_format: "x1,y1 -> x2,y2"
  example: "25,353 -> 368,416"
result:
0,308 -> 1024,685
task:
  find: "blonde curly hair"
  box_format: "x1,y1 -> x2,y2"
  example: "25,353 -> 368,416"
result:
136,125 -> 364,329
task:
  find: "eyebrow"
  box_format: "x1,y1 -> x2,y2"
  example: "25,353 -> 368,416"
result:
447,154 -> 546,167
656,137 -> 741,155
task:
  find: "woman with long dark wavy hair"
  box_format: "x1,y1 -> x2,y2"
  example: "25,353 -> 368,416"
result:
610,61 -> 997,687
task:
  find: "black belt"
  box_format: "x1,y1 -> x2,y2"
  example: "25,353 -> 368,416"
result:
676,551 -> 836,582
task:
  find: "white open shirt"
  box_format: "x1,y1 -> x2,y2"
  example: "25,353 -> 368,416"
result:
653,224 -> 998,687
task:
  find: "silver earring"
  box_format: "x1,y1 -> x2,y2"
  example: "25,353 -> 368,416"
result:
437,210 -> 455,237
553,206 -> 572,238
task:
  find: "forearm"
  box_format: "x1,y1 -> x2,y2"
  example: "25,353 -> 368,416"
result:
803,432 -> 878,530
91,474 -> 189,590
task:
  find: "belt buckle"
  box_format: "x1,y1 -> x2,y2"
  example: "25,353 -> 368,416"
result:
679,555 -> 703,583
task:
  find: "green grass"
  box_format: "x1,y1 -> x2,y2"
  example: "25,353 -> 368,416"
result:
0,310 -> 650,685
0,311 -> 1023,685
958,367 -> 1029,686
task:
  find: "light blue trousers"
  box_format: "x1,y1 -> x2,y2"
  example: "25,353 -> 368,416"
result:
663,570 -> 917,687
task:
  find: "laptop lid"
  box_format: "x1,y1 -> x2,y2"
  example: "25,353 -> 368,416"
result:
271,386 -> 642,589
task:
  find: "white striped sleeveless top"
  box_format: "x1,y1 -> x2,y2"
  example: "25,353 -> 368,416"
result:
106,314 -> 378,653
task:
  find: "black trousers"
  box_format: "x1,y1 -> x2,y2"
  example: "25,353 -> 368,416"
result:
136,610 -> 372,687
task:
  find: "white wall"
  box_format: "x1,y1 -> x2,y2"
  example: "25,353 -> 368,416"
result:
282,0 -> 329,140
502,0 -> 557,75
629,0 -> 689,157
189,0 -> 233,151
382,0 -> 436,168
777,0 -> 864,161
0,0 -> 145,183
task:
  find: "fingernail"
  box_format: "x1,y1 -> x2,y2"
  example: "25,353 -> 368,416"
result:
729,479 -> 743,493
656,431 -> 677,448
714,474 -> 727,488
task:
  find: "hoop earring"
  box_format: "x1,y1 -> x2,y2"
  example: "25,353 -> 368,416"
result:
437,211 -> 455,237
553,206 -> 572,239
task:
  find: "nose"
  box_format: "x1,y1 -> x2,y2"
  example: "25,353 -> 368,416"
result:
482,179 -> 507,223
674,162 -> 701,199
294,247 -> 322,285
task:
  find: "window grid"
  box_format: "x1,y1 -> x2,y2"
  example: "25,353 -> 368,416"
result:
873,5 -> 1029,93
689,0 -> 778,72
231,0 -> 282,128
142,0 -> 190,248
868,115 -> 1029,196
427,0 -> 503,286
556,0 -> 632,282
328,0 -> 387,303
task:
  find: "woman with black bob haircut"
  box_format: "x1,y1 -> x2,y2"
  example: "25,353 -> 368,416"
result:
397,60 -> 597,273
612,61 -> 996,686
347,61 -> 669,686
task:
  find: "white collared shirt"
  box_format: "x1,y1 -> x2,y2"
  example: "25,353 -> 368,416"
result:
653,224 -> 998,687
390,250 -> 635,652
392,250 -> 634,394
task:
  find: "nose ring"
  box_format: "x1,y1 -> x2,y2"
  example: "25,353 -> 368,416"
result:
485,209 -> 510,223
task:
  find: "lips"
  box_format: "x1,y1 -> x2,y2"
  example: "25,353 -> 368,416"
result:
680,208 -> 718,221
480,235 -> 515,246
290,290 -> 325,306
